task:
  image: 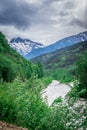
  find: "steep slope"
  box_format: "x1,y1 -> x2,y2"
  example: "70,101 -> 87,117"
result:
0,32 -> 41,82
9,37 -> 44,56
25,31 -> 87,59
31,41 -> 87,71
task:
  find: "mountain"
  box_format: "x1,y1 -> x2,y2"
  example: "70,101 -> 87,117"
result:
31,41 -> 87,71
9,37 -> 44,56
25,31 -> 87,59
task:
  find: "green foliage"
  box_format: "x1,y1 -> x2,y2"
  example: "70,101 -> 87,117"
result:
52,97 -> 63,105
68,83 -> 79,105
0,78 -> 86,130
52,68 -> 74,83
37,62 -> 43,78
0,89 -> 17,123
0,32 -> 44,82
0,79 -> 68,130
0,79 -> 49,129
78,89 -> 87,98
42,76 -> 53,86
67,52 -> 87,107
42,105 -> 68,130
33,41 -> 87,84
0,32 -> 86,130
0,32 -> 11,53
0,55 -> 16,82
76,52 -> 87,98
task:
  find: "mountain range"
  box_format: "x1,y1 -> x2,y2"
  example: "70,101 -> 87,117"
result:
31,40 -> 87,83
9,37 -> 44,56
31,41 -> 87,71
25,31 -> 87,59
9,31 -> 87,60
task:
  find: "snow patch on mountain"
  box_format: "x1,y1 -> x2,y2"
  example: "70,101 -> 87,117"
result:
9,37 -> 44,55
25,31 -> 87,59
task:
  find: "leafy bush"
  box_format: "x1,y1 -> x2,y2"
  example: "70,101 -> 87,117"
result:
42,105 -> 67,130
0,83 -> 17,123
0,78 -> 86,130
0,79 -> 49,129
52,97 -> 63,105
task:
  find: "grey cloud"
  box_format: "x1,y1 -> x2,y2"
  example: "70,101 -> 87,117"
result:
0,0 -> 38,29
0,0 -> 72,28
0,0 -> 87,44
69,2 -> 87,29
0,0 -> 56,29
0,0 -> 87,29
29,0 -> 86,29
70,18 -> 87,29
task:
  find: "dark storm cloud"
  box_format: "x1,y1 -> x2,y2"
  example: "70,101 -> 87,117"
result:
69,2 -> 87,29
0,0 -> 56,29
70,18 -> 87,29
0,0 -> 87,29
0,0 -> 87,44
0,0 -> 38,29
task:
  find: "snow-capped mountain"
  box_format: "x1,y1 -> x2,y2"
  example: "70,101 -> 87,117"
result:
25,31 -> 87,60
9,37 -> 44,56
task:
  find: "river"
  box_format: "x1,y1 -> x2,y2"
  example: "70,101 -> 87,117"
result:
41,80 -> 71,106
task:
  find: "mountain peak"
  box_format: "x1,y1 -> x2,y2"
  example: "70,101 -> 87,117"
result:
9,37 -> 44,56
9,31 -> 87,59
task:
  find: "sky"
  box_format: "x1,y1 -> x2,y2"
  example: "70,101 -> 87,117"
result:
0,0 -> 87,45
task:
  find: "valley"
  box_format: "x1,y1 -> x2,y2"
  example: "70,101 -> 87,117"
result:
25,31 -> 87,59
0,0 -> 87,129
32,40 -> 87,83
0,32 -> 87,130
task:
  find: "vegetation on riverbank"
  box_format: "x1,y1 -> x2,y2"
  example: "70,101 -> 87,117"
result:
0,33 -> 87,130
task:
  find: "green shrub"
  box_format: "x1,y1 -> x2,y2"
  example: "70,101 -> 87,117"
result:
0,80 -> 50,129
78,89 -> 87,98
42,104 -> 68,130
0,79 -> 86,130
0,84 -> 17,123
52,97 -> 63,105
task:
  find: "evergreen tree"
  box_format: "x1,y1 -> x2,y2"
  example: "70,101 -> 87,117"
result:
76,52 -> 87,98
37,62 -> 43,78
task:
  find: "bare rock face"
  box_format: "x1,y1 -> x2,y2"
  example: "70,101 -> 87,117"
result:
0,121 -> 28,130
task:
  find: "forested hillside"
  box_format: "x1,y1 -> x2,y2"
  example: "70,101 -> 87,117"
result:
32,41 -> 87,82
0,32 -> 43,82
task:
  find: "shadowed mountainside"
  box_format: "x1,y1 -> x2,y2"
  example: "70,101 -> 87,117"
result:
31,41 -> 87,71
25,31 -> 87,59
